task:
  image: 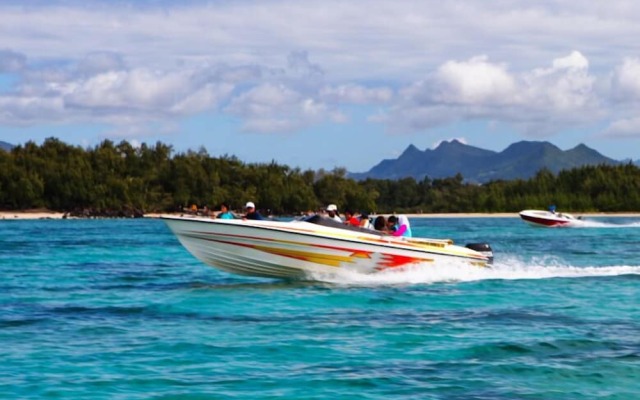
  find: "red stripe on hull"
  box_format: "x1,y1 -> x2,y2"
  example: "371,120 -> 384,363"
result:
520,214 -> 570,227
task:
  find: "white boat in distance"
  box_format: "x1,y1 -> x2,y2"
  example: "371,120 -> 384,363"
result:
519,209 -> 583,227
162,214 -> 493,279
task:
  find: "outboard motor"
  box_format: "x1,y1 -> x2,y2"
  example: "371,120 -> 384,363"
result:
465,243 -> 493,265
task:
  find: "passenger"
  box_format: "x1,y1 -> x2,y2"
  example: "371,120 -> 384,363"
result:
398,215 -> 412,237
359,212 -> 373,229
216,202 -> 235,219
387,215 -> 399,233
243,201 -> 264,220
387,215 -> 411,237
326,204 -> 342,223
344,209 -> 360,226
373,215 -> 389,232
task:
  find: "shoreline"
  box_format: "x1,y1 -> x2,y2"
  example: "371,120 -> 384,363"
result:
0,211 -> 71,220
3,210 -> 640,220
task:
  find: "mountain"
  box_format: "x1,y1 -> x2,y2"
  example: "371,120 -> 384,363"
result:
0,140 -> 14,152
622,158 -> 640,166
350,140 -> 620,183
362,140 -> 496,181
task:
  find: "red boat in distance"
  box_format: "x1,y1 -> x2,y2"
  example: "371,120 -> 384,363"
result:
519,209 -> 583,227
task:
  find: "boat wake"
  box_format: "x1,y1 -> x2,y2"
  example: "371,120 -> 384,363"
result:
306,256 -> 640,285
569,219 -> 640,228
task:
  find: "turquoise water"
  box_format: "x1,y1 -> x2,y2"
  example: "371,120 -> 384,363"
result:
1,217 -> 639,399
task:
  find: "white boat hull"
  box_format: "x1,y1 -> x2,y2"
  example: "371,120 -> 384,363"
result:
162,216 -> 491,279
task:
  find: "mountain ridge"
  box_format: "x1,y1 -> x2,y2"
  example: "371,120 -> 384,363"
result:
0,140 -> 14,152
350,140 -> 624,183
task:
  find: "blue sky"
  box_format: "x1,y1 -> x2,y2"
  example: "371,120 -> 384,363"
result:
1,1 -> 640,172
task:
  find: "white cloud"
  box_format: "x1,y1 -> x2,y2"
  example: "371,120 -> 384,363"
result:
601,117 -> 640,138
552,51 -> 589,70
429,56 -> 517,105
386,51 -> 599,136
76,52 -> 125,75
286,51 -> 324,81
0,60 -> 238,126
170,83 -> 235,114
5,1 -> 639,82
63,68 -> 223,111
227,83 -> 300,117
225,82 -> 344,133
0,95 -> 64,124
320,84 -> 393,104
610,57 -> 640,103
0,49 -> 26,73
1,1 -> 640,152
522,51 -> 596,111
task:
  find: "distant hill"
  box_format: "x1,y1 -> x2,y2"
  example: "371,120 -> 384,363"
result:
0,140 -> 14,152
622,158 -> 640,166
350,140 -> 621,183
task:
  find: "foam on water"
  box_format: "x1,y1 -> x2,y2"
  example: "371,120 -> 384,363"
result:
565,219 -> 640,228
307,256 -> 640,285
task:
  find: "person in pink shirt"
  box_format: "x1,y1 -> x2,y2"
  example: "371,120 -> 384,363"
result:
387,215 -> 412,237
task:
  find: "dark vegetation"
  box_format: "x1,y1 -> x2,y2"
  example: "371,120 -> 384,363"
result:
1,137 -> 639,216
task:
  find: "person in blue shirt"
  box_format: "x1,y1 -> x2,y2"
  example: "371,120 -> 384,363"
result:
216,202 -> 235,219
243,201 -> 264,220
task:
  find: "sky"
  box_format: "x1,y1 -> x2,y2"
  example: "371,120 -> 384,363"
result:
1,0 -> 640,172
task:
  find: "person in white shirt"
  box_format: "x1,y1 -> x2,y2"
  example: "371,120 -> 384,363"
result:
326,204 -> 342,223
359,212 -> 373,229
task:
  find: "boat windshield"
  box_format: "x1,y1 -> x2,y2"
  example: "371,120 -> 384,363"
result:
301,214 -> 385,236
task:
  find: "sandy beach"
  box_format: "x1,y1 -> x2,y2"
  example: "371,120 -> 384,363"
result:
0,210 -> 71,220
3,210 -> 640,220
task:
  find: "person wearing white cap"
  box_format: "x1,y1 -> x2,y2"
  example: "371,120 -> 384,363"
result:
326,204 -> 342,223
243,201 -> 264,220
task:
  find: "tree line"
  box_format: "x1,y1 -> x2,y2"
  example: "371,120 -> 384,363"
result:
1,137 -> 639,215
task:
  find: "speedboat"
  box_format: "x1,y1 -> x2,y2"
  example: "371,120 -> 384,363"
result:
162,214 -> 493,279
519,209 -> 583,227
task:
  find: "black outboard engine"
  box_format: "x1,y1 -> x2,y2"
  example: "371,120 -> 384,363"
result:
465,243 -> 493,265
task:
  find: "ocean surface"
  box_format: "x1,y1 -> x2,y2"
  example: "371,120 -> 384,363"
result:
2,216 -> 640,399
